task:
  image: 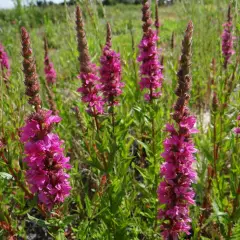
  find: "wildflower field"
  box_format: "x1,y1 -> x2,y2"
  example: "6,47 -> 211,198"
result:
0,0 -> 240,239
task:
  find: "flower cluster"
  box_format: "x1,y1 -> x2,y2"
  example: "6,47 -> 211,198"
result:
222,6 -> 235,69
0,43 -> 10,88
0,43 -> 10,71
44,56 -> 57,84
20,110 -> 71,209
234,115 -> 240,134
157,22 -> 197,240
77,63 -> 104,115
138,0 -> 163,101
158,116 -> 197,239
100,23 -> 124,106
76,6 -> 104,116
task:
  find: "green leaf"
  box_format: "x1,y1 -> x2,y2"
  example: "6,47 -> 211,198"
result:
231,221 -> 240,240
63,215 -> 78,225
27,214 -> 50,228
56,230 -> 66,240
84,195 -> 92,217
0,172 -> 13,180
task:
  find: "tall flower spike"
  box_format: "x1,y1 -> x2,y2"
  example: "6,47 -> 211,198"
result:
0,43 -> 10,71
106,22 -> 112,48
222,5 -> 235,69
157,21 -> 197,240
20,28 -> 71,209
0,43 -> 10,88
43,37 -> 58,115
99,23 -> 124,107
137,0 -> 163,101
21,27 -> 42,112
234,115 -> 240,134
44,37 -> 57,84
155,0 -> 160,36
212,92 -> 219,113
76,6 -> 103,115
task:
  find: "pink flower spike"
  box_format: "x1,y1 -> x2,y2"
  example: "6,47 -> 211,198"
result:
234,114 -> 240,134
157,21 -> 196,240
235,128 -> 240,134
0,43 -> 10,70
20,110 -> 71,209
222,5 -> 235,69
44,56 -> 57,84
100,23 -> 124,107
138,1 -> 163,101
76,6 -> 104,116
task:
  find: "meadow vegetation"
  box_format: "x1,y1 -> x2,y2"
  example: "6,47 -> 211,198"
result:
0,0 -> 240,239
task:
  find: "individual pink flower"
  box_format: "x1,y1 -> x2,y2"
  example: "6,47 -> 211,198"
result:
157,22 -> 197,240
44,56 -> 57,84
20,110 -> 71,209
100,23 -> 124,107
222,5 -> 235,69
138,0 -> 163,101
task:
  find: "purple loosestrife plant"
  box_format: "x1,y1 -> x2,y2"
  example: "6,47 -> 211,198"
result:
20,27 -> 71,210
157,21 -> 197,240
155,0 -> 160,36
100,23 -> 124,107
44,57 -> 57,84
234,115 -> 240,134
76,6 -> 104,116
44,38 -> 57,84
137,0 -> 163,101
0,43 -> 10,87
222,5 -> 235,69
0,43 -> 10,71
44,37 -> 58,115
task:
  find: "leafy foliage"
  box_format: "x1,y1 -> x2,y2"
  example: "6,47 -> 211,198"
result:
0,0 -> 240,239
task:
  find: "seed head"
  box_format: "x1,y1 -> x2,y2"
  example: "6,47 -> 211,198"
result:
21,27 -> 41,112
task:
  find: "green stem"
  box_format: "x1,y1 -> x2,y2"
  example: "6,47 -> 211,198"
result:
227,134 -> 240,237
213,112 -> 220,194
111,104 -> 115,135
151,109 -> 158,230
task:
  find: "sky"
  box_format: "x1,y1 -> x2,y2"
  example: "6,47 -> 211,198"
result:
0,0 -> 66,9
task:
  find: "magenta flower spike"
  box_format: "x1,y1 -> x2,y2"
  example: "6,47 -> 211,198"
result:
0,43 -> 10,88
234,115 -> 240,134
137,0 -> 163,101
20,27 -> 71,210
157,22 -> 197,240
19,110 -> 71,209
222,5 -> 235,69
155,0 -> 160,36
44,57 -> 57,84
0,43 -> 10,71
100,23 -> 124,107
76,6 -> 104,116
44,38 -> 57,84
